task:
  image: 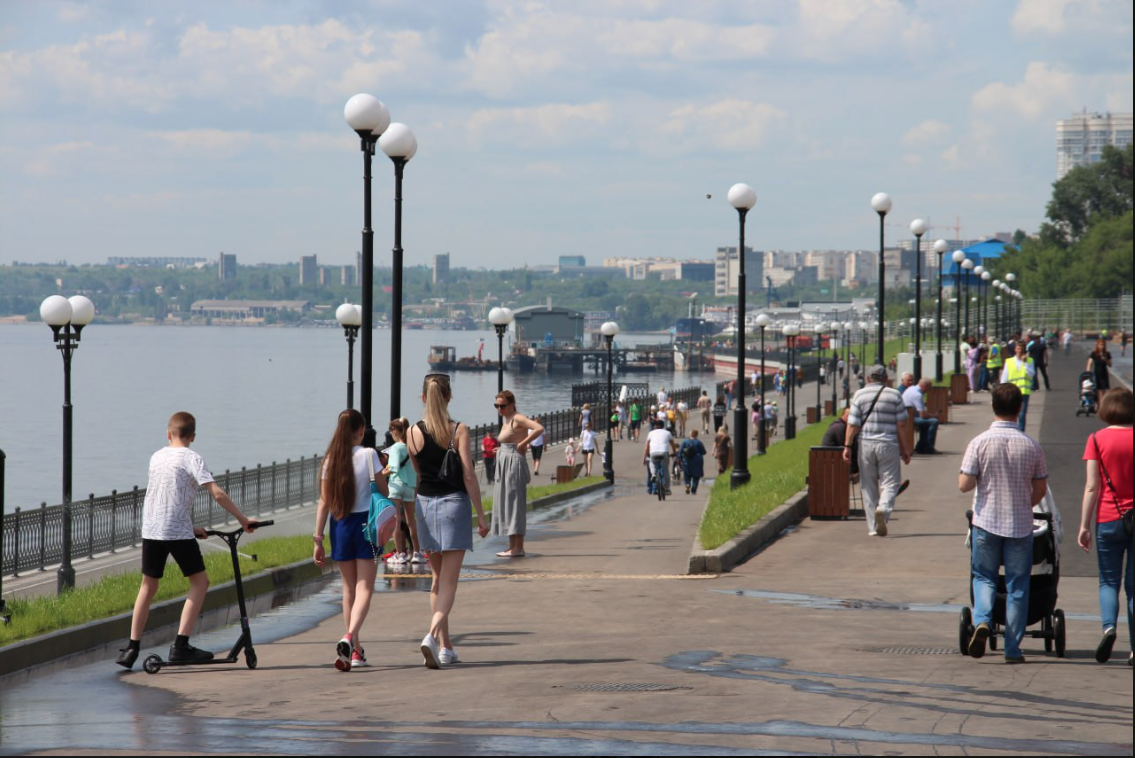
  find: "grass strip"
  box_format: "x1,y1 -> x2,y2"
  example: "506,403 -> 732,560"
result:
0,534 -> 325,647
480,475 -> 606,513
698,420 -> 830,551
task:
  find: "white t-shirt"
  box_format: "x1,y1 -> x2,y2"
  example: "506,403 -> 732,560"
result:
647,428 -> 674,456
657,390 -> 668,405
580,429 -> 596,451
321,446 -> 382,515
142,447 -> 215,541
902,385 -> 926,413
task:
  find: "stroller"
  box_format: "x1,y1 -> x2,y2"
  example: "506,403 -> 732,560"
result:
1076,371 -> 1098,417
958,491 -> 1066,658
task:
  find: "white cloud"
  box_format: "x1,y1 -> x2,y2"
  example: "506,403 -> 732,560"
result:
1011,0 -> 1073,35
658,99 -> 786,151
1012,0 -> 1132,38
972,62 -> 1076,119
903,120 -> 951,146
467,102 -> 613,148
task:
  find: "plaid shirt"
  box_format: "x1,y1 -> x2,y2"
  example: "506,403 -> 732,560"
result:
961,421 -> 1048,538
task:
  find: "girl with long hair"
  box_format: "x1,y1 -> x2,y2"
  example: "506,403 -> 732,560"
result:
407,374 -> 489,668
313,409 -> 386,671
383,418 -> 423,566
491,390 -> 544,558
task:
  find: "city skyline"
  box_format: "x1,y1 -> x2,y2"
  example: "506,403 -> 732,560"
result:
1,1 -> 1132,269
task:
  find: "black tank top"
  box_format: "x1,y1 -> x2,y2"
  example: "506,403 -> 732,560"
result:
413,421 -> 467,497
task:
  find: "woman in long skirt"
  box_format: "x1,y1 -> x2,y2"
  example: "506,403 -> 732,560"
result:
491,390 -> 544,558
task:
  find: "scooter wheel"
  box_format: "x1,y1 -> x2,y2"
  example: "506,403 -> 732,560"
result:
142,655 -> 163,675
245,651 -> 258,670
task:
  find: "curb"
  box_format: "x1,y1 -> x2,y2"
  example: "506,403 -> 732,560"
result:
0,558 -> 332,680
688,489 -> 809,574
526,479 -> 613,511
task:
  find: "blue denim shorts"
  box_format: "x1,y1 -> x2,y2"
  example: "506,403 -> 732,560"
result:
415,492 -> 473,552
330,511 -> 376,562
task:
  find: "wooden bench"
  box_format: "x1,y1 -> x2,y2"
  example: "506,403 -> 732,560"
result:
950,373 -> 969,406
901,407 -> 916,454
925,386 -> 950,424
555,463 -> 585,484
807,446 -> 850,519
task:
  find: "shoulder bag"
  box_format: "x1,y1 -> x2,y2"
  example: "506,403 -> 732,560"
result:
1092,433 -> 1132,537
438,421 -> 465,489
363,451 -> 397,555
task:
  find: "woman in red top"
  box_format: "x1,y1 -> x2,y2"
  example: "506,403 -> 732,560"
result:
482,434 -> 499,486
1078,387 -> 1134,665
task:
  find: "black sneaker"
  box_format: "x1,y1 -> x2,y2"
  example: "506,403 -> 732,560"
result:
116,647 -> 139,669
1095,627 -> 1117,663
968,623 -> 990,659
168,644 -> 215,663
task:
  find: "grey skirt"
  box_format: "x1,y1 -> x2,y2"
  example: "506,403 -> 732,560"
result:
491,444 -> 529,537
415,491 -> 474,552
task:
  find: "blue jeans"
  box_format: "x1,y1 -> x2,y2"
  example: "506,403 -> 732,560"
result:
648,454 -> 670,493
1016,394 -> 1030,432
972,526 -> 1033,658
684,470 -> 702,494
1096,519 -> 1133,653
913,416 -> 939,453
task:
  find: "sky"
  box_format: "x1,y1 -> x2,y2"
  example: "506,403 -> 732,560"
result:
1,0 -> 1132,270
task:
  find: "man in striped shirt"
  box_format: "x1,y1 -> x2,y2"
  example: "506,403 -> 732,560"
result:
844,365 -> 911,537
959,383 -> 1048,664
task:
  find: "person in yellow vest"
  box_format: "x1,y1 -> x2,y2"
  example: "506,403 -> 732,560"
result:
986,339 -> 1004,390
1000,341 -> 1036,432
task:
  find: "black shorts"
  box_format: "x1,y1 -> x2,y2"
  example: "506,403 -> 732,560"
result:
530,444 -> 544,461
142,538 -> 206,579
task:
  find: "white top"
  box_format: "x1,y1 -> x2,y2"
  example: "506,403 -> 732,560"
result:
677,401 -> 688,413
532,432 -> 545,446
657,410 -> 668,422
901,385 -> 926,413
1062,332 -> 1073,346
657,390 -> 668,405
142,447 -> 215,541
647,428 -> 674,456
580,429 -> 596,451
321,445 -> 382,515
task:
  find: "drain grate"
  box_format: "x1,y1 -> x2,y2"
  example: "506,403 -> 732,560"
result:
567,682 -> 692,693
867,646 -> 958,656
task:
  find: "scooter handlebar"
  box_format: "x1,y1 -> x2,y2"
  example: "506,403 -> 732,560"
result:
205,520 -> 274,538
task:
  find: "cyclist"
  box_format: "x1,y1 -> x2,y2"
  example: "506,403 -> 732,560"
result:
642,419 -> 678,495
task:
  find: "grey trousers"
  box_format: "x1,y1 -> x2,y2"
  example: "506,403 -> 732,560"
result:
858,438 -> 901,534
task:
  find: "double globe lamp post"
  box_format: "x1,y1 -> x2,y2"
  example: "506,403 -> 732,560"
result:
39,294 -> 95,593
728,183 -> 756,490
488,307 -> 515,394
755,313 -> 771,455
344,94 -> 417,438
600,321 -> 620,483
910,219 -> 928,381
812,324 -> 825,420
933,239 -> 948,381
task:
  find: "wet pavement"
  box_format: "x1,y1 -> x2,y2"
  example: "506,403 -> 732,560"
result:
2,390 -> 1132,756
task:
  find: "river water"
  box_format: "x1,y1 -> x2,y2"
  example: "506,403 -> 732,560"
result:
1,324 -> 702,512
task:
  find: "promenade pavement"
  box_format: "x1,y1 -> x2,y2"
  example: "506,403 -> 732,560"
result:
2,358 -> 1130,756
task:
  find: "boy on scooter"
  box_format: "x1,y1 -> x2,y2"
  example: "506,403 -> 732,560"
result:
116,412 -> 259,669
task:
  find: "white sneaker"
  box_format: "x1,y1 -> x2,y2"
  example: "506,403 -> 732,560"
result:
421,634 -> 440,669
335,635 -> 353,672
411,551 -> 427,564
439,647 -> 460,665
387,552 -> 408,565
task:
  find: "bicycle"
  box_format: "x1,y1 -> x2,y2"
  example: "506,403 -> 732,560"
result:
650,456 -> 667,501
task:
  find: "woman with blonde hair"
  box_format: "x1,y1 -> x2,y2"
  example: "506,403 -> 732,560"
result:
382,418 -> 423,566
313,409 -> 386,671
407,374 -> 489,668
492,390 -> 544,558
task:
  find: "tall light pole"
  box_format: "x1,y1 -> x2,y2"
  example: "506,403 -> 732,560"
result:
951,251 -> 966,373
812,324 -> 825,420
981,270 -> 992,340
830,321 -> 841,411
783,324 -> 800,439
40,295 -> 95,593
910,219 -> 928,380
488,307 -> 514,394
1006,273 -> 1017,333
973,265 -> 985,339
601,321 -> 620,483
335,303 -> 362,410
379,122 -> 418,421
344,94 -> 391,442
933,240 -> 948,381
728,183 -> 756,490
871,193 -> 892,364
755,313 -> 771,455
962,258 -> 975,339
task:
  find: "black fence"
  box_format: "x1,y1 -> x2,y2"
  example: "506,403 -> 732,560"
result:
571,382 -> 650,408
2,456 -> 322,577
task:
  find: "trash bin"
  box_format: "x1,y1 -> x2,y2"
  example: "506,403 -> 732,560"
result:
808,446 -> 849,519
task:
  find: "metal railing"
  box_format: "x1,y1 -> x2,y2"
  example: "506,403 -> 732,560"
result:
1020,296 -> 1132,337
2,456 -> 322,577
571,381 -> 650,408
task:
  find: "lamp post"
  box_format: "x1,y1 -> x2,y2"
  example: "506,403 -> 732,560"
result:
783,324 -> 800,439
1006,273 -> 1017,333
931,239 -> 947,381
972,265 -> 985,339
981,271 -> 992,340
755,313 -> 771,455
344,94 -> 391,443
488,307 -> 514,393
39,294 -> 94,593
335,303 -> 362,410
601,321 -> 620,483
871,193 -> 892,364
961,258 -> 975,339
995,293 -> 1003,340
379,122 -> 418,421
812,324 -> 825,420
909,219 -> 927,380
728,183 -> 756,490
991,279 -> 1001,339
